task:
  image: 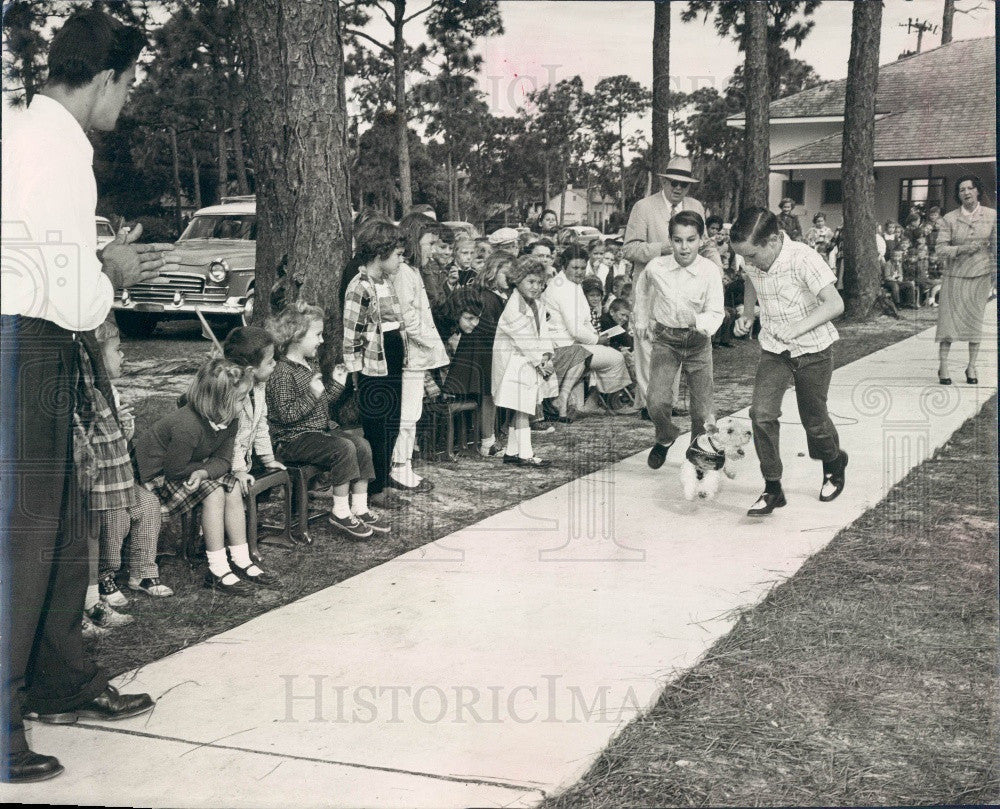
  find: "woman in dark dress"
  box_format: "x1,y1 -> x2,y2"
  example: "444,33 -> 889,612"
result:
441,251 -> 513,456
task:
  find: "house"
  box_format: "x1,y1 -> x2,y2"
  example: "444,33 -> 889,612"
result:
728,36 -> 996,228
546,184 -> 618,229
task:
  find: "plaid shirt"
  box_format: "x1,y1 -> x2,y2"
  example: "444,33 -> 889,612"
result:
744,236 -> 838,357
342,271 -> 406,376
265,358 -> 345,445
77,344 -> 137,511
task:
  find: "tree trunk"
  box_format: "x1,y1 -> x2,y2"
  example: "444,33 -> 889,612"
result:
543,161 -> 551,212
618,117 -> 626,215
558,157 -> 567,224
232,112 -> 251,195
393,0 -> 413,213
168,125 -> 184,236
742,0 -> 770,209
447,151 -> 456,220
841,0 -> 883,320
190,143 -> 202,210
237,0 -> 352,352
651,0 -> 671,184
941,0 -> 955,45
217,122 -> 229,202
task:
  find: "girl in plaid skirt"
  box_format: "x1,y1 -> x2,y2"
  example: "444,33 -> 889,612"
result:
134,357 -> 275,596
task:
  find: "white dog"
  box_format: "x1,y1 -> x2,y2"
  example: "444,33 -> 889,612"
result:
680,417 -> 754,501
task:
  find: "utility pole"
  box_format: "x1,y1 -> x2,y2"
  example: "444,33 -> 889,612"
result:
899,18 -> 938,54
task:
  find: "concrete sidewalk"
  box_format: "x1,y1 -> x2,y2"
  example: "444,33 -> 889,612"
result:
3,314 -> 996,808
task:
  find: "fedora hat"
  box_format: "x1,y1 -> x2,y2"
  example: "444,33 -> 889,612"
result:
656,155 -> 700,184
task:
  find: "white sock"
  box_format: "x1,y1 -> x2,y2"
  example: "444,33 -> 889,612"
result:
332,495 -> 351,519
505,427 -> 519,456
207,548 -> 239,583
84,584 -> 100,611
228,543 -> 262,576
481,434 -> 496,451
351,492 -> 368,515
405,459 -> 422,484
518,426 -> 533,459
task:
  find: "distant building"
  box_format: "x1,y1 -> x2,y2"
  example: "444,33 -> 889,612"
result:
546,184 -> 617,229
728,36 -> 996,227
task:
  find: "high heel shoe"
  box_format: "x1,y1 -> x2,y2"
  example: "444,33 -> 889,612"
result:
938,368 -> 951,385
965,368 -> 978,385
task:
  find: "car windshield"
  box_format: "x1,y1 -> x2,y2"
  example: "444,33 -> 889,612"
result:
96,222 -> 115,239
179,215 -> 257,241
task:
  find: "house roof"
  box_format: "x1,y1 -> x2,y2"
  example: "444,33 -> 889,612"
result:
734,36 -> 997,166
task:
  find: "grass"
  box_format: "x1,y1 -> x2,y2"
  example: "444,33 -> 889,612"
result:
97,308 -> 940,680
541,396 -> 998,808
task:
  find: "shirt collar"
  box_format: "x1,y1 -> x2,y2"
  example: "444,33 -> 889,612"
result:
960,203 -> 981,219
208,419 -> 229,432
28,94 -> 93,160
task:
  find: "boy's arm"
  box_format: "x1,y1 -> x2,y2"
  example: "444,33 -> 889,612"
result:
252,397 -> 277,464
780,283 -> 843,341
694,271 -> 725,336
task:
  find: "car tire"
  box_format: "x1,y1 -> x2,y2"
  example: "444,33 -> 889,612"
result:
114,311 -> 160,338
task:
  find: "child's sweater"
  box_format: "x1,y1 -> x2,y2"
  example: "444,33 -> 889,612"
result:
265,359 -> 342,446
134,404 -> 237,484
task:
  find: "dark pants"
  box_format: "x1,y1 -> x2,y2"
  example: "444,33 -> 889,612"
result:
749,346 -> 840,482
1,316 -> 108,758
647,326 -> 714,446
276,430 -> 375,486
357,330 -> 404,495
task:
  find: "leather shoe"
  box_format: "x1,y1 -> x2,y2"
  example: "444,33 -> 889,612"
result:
31,685 -> 155,725
204,569 -> 254,597
819,450 -> 849,502
747,490 -> 787,516
4,751 -> 64,783
647,442 -> 672,469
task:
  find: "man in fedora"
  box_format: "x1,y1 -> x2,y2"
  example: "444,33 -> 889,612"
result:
624,156 -> 721,414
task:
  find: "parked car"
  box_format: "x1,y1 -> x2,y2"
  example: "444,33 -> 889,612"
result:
113,196 -> 256,338
556,225 -> 604,248
441,220 -> 480,239
96,216 -> 115,252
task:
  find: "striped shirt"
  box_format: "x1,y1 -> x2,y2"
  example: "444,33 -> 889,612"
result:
343,271 -> 406,376
744,236 -> 838,357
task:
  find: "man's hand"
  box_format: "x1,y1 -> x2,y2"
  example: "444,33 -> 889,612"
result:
263,459 -> 287,471
234,470 -> 256,496
101,223 -> 180,290
184,468 -> 209,491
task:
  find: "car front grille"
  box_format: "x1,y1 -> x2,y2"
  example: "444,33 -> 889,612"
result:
126,272 -> 226,303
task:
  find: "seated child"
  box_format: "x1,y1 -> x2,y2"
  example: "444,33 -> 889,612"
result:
135,357 -> 277,596
599,298 -> 634,352
90,318 -> 172,612
580,276 -> 605,332
222,326 -> 289,559
266,301 -> 388,540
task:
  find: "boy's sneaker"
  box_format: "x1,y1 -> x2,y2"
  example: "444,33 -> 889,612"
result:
355,510 -> 391,533
328,512 -> 374,540
529,420 -> 555,434
128,577 -> 174,598
85,602 -> 134,629
98,573 -> 128,607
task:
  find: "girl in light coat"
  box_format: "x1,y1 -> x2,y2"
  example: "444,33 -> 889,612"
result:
492,256 -> 558,468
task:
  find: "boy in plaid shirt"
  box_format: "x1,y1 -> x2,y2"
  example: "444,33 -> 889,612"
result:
731,207 -> 849,516
88,319 -> 171,621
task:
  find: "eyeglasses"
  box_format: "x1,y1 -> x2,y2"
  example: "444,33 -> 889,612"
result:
669,180 -> 691,190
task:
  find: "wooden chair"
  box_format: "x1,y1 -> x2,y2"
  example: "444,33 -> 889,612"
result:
417,399 -> 480,461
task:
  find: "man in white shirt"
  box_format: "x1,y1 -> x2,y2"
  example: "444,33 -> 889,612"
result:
633,211 -> 724,468
1,9 -> 178,784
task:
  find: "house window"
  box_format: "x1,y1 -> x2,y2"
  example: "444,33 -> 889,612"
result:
898,178 -> 945,222
821,180 -> 843,205
783,180 -> 804,205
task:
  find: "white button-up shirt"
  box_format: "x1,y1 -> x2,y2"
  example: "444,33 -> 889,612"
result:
743,236 -> 839,357
634,253 -> 725,337
2,95 -> 114,331
542,271 -> 599,347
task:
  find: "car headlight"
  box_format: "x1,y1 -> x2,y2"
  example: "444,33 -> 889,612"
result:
208,259 -> 229,284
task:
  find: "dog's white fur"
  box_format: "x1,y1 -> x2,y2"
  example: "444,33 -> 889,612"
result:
680,417 -> 754,501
